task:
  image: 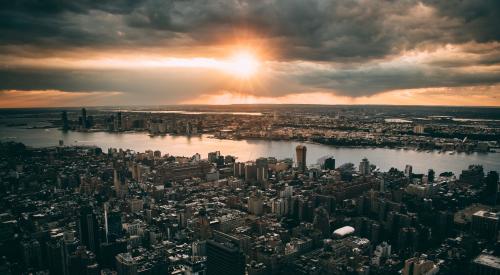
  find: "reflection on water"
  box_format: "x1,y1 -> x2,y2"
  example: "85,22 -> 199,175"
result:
120,110 -> 263,116
1,126 -> 499,175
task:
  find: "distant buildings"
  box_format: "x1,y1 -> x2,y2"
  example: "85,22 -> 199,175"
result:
79,108 -> 93,130
56,106 -> 499,154
413,125 -> 425,134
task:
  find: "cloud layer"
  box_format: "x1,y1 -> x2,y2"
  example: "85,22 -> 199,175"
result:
0,0 -> 499,106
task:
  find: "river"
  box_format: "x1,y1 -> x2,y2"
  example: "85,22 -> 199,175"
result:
0,126 -> 499,175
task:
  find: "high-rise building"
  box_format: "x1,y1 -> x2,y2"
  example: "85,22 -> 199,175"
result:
313,207 -> 330,238
61,111 -> 69,131
244,162 -> 257,183
99,239 -> 127,269
78,205 -> 100,253
198,208 -> 211,240
68,246 -> 99,275
256,157 -> 268,184
405,165 -> 413,178
47,237 -> 68,275
117,112 -> 122,131
115,253 -> 137,275
324,157 -> 336,170
248,192 -> 264,216
459,165 -> 484,184
114,169 -> 128,198
359,158 -> 370,176
485,171 -> 499,204
270,198 -> 287,217
402,255 -> 439,275
21,239 -> 42,271
296,145 -> 307,172
81,108 -> 88,129
206,240 -> 245,275
208,151 -> 221,163
471,210 -> 499,241
427,169 -> 435,183
107,210 -> 123,241
233,162 -> 245,178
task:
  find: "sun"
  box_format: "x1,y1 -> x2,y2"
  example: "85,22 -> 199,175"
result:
224,50 -> 260,79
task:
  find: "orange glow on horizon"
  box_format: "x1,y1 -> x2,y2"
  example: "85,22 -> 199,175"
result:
0,90 -> 123,108
182,86 -> 500,106
3,48 -> 264,80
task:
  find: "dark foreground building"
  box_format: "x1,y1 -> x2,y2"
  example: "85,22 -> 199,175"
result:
206,240 -> 245,275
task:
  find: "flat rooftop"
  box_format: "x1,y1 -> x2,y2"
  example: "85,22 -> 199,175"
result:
473,254 -> 500,270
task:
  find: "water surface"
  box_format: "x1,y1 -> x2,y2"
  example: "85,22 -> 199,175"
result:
1,126 -> 498,175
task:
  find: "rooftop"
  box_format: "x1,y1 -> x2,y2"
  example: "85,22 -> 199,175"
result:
473,254 -> 500,270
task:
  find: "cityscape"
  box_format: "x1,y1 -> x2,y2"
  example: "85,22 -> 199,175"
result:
0,105 -> 499,275
1,0 -> 500,275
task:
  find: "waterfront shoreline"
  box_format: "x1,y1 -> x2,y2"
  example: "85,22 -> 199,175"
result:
1,126 -> 499,175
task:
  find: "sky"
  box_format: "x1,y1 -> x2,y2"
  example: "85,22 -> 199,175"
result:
0,0 -> 500,107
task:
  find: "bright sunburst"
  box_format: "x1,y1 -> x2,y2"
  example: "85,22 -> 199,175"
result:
223,50 -> 260,79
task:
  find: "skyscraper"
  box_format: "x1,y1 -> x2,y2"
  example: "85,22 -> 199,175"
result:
81,108 -> 87,129
313,206 -> 331,238
78,205 -> 100,253
68,246 -> 99,275
296,145 -> 307,172
244,162 -> 257,183
206,240 -> 245,275
117,112 -> 122,131
256,157 -> 268,184
248,192 -> 264,216
405,165 -> 413,178
427,169 -> 435,183
115,253 -> 137,275
47,237 -> 67,275
61,111 -> 69,131
198,208 -> 211,240
471,210 -> 499,241
233,162 -> 245,178
324,157 -> 336,170
359,158 -> 370,176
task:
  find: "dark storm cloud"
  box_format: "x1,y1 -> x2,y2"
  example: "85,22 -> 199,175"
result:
294,63 -> 500,97
0,0 -> 175,49
0,68 -> 233,103
426,0 -> 500,42
1,0 -> 499,60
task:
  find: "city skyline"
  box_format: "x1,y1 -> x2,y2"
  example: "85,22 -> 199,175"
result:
1,0 -> 500,107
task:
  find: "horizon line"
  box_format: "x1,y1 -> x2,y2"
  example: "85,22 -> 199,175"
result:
1,103 -> 500,110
